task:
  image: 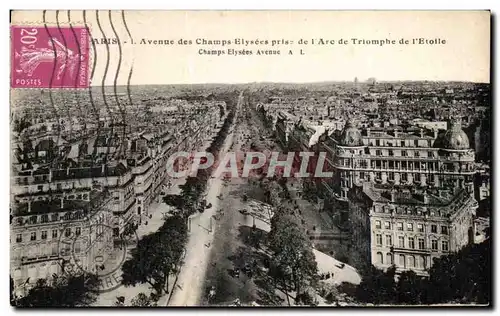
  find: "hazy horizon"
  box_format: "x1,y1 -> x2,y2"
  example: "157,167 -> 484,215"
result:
88,79 -> 490,87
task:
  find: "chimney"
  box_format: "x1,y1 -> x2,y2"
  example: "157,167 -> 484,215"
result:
394,129 -> 398,138
66,166 -> 70,176
101,164 -> 105,174
433,128 -> 438,139
390,190 -> 396,203
423,190 -> 429,204
419,128 -> 424,138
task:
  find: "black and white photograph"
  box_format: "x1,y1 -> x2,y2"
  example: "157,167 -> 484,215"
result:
9,10 -> 492,307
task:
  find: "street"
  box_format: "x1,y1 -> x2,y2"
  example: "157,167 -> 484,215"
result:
169,92 -> 356,306
167,92 -> 243,306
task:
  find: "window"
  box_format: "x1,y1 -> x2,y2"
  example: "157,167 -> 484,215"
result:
428,151 -> 434,158
399,254 -> 406,267
389,150 -> 394,157
407,223 -> 413,231
376,252 -> 383,264
51,214 -> 59,222
51,244 -> 58,256
431,225 -> 437,233
75,227 -> 81,236
376,150 -> 382,156
401,173 -> 408,181
386,253 -> 393,265
398,236 -> 405,248
417,224 -> 424,232
74,242 -> 81,254
376,234 -> 383,246
41,231 -> 47,240
16,234 -> 22,243
414,173 -> 421,182
375,220 -> 381,229
37,185 -> 43,191
418,238 -> 425,250
419,256 -> 426,269
397,222 -> 403,231
441,226 -> 448,235
388,172 -> 395,181
52,230 -> 58,238
408,237 -> 415,249
402,150 -> 407,157
431,240 -> 438,250
442,241 -> 449,252
65,228 -> 71,237
384,221 -> 391,229
41,215 -> 49,223
415,151 -> 420,157
408,256 -> 415,268
386,235 -> 392,246
29,216 -> 37,225
138,207 -> 142,215
113,228 -> 120,237
30,232 -> 36,241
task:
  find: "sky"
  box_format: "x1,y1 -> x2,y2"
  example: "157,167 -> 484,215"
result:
11,10 -> 491,85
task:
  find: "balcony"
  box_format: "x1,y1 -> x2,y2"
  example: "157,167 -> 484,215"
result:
390,246 -> 431,255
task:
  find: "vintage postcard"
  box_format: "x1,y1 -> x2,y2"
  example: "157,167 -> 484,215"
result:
9,10 -> 491,307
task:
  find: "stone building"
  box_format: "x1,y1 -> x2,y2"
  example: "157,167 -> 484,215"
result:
348,183 -> 477,275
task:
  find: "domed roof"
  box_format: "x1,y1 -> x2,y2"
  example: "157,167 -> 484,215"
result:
340,119 -> 363,146
441,120 -> 470,150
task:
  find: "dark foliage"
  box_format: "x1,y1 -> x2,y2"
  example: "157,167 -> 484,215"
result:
121,215 -> 188,297
355,239 -> 491,305
356,265 -> 397,304
426,239 -> 490,304
268,210 -> 318,298
14,273 -> 100,307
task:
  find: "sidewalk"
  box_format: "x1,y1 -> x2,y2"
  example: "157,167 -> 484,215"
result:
285,181 -> 340,234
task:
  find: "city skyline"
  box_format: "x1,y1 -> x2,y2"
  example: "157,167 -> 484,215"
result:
9,10 -> 491,308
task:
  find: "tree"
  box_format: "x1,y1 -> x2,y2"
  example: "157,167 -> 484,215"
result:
396,270 -> 424,304
121,232 -> 172,296
121,215 -> 187,298
353,239 -> 491,305
162,194 -> 185,213
15,272 -> 100,307
356,265 -> 396,304
131,292 -> 155,307
427,239 -> 490,304
268,213 -> 318,299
